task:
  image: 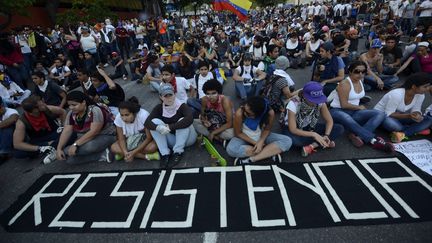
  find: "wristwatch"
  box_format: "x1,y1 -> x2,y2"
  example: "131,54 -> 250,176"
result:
73,142 -> 79,148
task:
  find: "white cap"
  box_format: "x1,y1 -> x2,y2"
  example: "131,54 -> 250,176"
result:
418,42 -> 430,48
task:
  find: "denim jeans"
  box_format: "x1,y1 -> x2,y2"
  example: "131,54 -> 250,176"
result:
150,81 -> 160,92
364,74 -> 399,90
64,134 -> 116,164
330,108 -> 386,143
226,132 -> 292,158
234,80 -> 264,100
281,123 -> 345,147
149,118 -> 197,156
381,115 -> 432,136
0,127 -> 14,154
187,98 -> 202,118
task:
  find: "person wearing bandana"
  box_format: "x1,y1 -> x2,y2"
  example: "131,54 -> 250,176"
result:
0,72 -> 31,107
145,84 -> 196,169
281,81 -> 344,157
226,96 -> 292,165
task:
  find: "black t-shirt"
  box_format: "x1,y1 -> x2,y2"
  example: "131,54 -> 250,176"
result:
185,43 -> 199,57
381,47 -> 403,65
88,83 -> 125,107
34,81 -> 64,106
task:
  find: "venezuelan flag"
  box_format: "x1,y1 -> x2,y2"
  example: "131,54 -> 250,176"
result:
212,0 -> 252,21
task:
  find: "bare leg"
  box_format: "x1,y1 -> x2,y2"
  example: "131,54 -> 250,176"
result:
250,143 -> 282,162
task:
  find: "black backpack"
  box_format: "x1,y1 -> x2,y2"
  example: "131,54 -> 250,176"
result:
239,66 -> 254,79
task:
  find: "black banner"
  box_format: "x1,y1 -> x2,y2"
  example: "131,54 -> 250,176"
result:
2,156 -> 432,233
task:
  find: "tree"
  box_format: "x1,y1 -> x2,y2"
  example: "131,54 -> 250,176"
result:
252,0 -> 285,7
0,0 -> 36,30
56,0 -> 117,26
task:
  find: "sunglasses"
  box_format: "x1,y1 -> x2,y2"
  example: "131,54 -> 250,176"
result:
353,69 -> 366,74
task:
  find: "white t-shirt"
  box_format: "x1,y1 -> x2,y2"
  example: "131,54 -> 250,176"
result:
307,5 -> 315,15
286,98 -> 312,129
50,65 -> 71,79
419,0 -> 432,17
374,88 -> 425,116
114,108 -> 149,137
0,82 -> 24,99
249,45 -> 267,60
0,107 -> 18,121
193,72 -> 214,99
235,65 -> 258,80
314,5 -> 322,16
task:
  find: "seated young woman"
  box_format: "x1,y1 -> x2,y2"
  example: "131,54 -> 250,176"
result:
56,91 -> 116,164
109,97 -> 159,162
226,96 -> 292,165
281,81 -> 344,157
145,84 -> 197,169
374,72 -> 432,143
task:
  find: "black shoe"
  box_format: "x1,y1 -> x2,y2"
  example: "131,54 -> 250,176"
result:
360,95 -> 372,104
160,155 -> 170,169
169,152 -> 182,168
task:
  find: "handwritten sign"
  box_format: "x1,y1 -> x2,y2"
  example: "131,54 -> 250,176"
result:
394,139 -> 432,176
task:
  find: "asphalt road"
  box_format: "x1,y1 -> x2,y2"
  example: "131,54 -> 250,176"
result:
1,39 -> 432,242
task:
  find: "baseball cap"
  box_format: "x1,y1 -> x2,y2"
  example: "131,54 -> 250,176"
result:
303,81 -> 327,104
159,84 -> 175,96
275,56 -> 290,71
370,39 -> 382,49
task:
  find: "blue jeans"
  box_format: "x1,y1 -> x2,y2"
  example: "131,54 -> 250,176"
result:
364,74 -> 399,90
0,127 -> 14,154
281,123 -> 345,147
226,132 -> 292,158
330,108 -> 386,143
64,134 -> 116,164
381,116 -> 432,136
149,118 -> 197,156
187,98 -> 202,117
235,80 -> 264,100
150,81 -> 160,92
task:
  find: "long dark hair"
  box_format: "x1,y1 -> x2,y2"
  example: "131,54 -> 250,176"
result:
66,90 -> 95,106
118,96 -> 141,114
244,96 -> 270,126
402,72 -> 432,90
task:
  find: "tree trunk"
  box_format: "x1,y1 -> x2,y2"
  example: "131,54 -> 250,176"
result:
45,0 -> 61,25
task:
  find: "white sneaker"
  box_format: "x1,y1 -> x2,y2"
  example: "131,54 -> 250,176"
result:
122,75 -> 127,80
103,63 -> 109,67
42,148 -> 57,164
272,154 -> 282,163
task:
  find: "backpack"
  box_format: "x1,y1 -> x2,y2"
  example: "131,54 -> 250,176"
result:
341,5 -> 348,17
261,75 -> 282,109
69,104 -> 113,132
239,66 -> 254,79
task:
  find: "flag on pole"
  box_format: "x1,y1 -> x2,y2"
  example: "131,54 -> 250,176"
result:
212,0 -> 252,21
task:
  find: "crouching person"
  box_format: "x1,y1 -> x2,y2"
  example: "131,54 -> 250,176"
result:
226,96 -> 292,165
13,95 -> 68,164
281,82 -> 345,157
193,79 -> 234,145
145,84 -> 197,169
109,97 -> 159,162
56,91 -> 116,164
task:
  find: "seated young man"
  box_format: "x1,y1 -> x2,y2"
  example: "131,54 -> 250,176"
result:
0,72 -> 31,107
32,71 -> 67,108
13,96 -> 70,164
0,97 -> 19,162
232,53 -> 266,101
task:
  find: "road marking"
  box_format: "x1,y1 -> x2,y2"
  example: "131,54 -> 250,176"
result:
203,232 -> 218,243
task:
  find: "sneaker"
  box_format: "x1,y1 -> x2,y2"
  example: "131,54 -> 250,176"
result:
360,95 -> 372,104
348,133 -> 364,148
42,148 -> 57,164
272,154 -> 282,163
222,139 -> 228,149
103,63 -> 109,67
390,132 -> 407,143
169,152 -> 183,168
233,157 -> 251,166
416,129 -> 431,136
160,155 -> 170,168
39,145 -> 55,154
145,151 -> 160,161
371,137 -> 395,153
105,148 -> 114,163
122,75 -> 127,80
301,144 -> 316,157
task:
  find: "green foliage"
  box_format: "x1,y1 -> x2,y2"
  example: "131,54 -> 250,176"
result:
56,0 -> 117,26
0,0 -> 36,15
252,0 -> 285,7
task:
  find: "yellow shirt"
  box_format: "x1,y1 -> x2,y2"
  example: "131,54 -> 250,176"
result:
173,42 -> 184,54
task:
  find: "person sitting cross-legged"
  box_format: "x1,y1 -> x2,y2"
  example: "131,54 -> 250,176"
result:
374,72 -> 432,143
0,97 -> 19,162
108,97 -> 159,162
281,81 -> 345,157
193,79 -> 234,145
232,53 -> 266,101
226,96 -> 292,165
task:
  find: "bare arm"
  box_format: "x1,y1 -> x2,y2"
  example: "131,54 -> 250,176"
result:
13,120 -> 39,152
0,114 -> 18,128
233,108 -> 257,145
336,80 -> 365,110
